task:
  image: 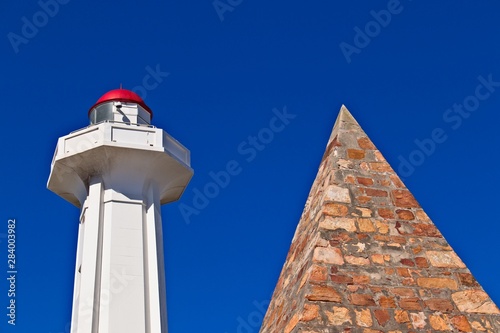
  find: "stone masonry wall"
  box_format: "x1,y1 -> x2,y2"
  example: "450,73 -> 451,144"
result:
259,106 -> 500,333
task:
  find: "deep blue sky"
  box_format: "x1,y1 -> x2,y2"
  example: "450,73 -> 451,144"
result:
1,1 -> 500,332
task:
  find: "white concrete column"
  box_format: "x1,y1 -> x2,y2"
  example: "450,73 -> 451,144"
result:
71,178 -> 104,333
144,185 -> 168,333
70,178 -> 168,333
98,188 -> 146,333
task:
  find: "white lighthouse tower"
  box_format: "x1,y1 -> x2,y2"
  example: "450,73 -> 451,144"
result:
47,89 -> 193,333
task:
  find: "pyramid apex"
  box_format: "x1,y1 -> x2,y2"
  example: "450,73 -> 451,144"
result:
339,104 -> 353,117
327,104 -> 363,145
337,104 -> 360,127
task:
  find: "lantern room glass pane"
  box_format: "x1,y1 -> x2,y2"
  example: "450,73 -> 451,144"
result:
89,104 -> 114,124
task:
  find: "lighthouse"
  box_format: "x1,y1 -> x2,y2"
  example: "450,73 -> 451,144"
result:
47,89 -> 193,333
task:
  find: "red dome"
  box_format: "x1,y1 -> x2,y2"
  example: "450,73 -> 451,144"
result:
88,88 -> 153,117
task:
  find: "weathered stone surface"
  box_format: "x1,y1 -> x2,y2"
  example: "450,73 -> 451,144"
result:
415,209 -> 430,222
396,209 -> 415,220
379,296 -> 396,308
375,221 -> 389,234
392,190 -> 419,208
410,312 -> 427,329
370,162 -> 392,172
400,258 -> 415,267
390,174 -> 405,188
426,250 -> 466,268
353,275 -> 370,284
345,255 -> 370,266
306,285 -> 342,302
374,309 -> 390,326
355,308 -> 373,327
425,298 -> 454,312
323,185 -> 351,203
358,137 -> 375,149
348,149 -> 365,159
371,254 -> 385,264
309,265 -> 327,283
457,273 -> 479,287
331,274 -> 353,284
415,257 -> 429,268
325,306 -> 351,325
357,218 -> 376,232
470,320 -> 487,331
357,177 -> 374,186
399,297 -> 422,310
429,314 -> 450,330
394,310 -> 410,323
323,203 -> 349,216
301,303 -> 319,322
354,207 -> 372,217
417,277 -> 458,290
319,217 -> 356,232
378,208 -> 394,218
284,313 -> 299,333
450,315 -> 472,332
392,288 -> 415,297
350,294 -> 376,306
313,247 -> 344,265
365,188 -> 388,197
452,290 -> 500,314
413,223 -> 441,237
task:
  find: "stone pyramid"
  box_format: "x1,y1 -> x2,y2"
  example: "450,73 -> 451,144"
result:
259,106 -> 500,332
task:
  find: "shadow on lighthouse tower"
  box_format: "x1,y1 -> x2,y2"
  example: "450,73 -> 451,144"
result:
47,88 -> 193,333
